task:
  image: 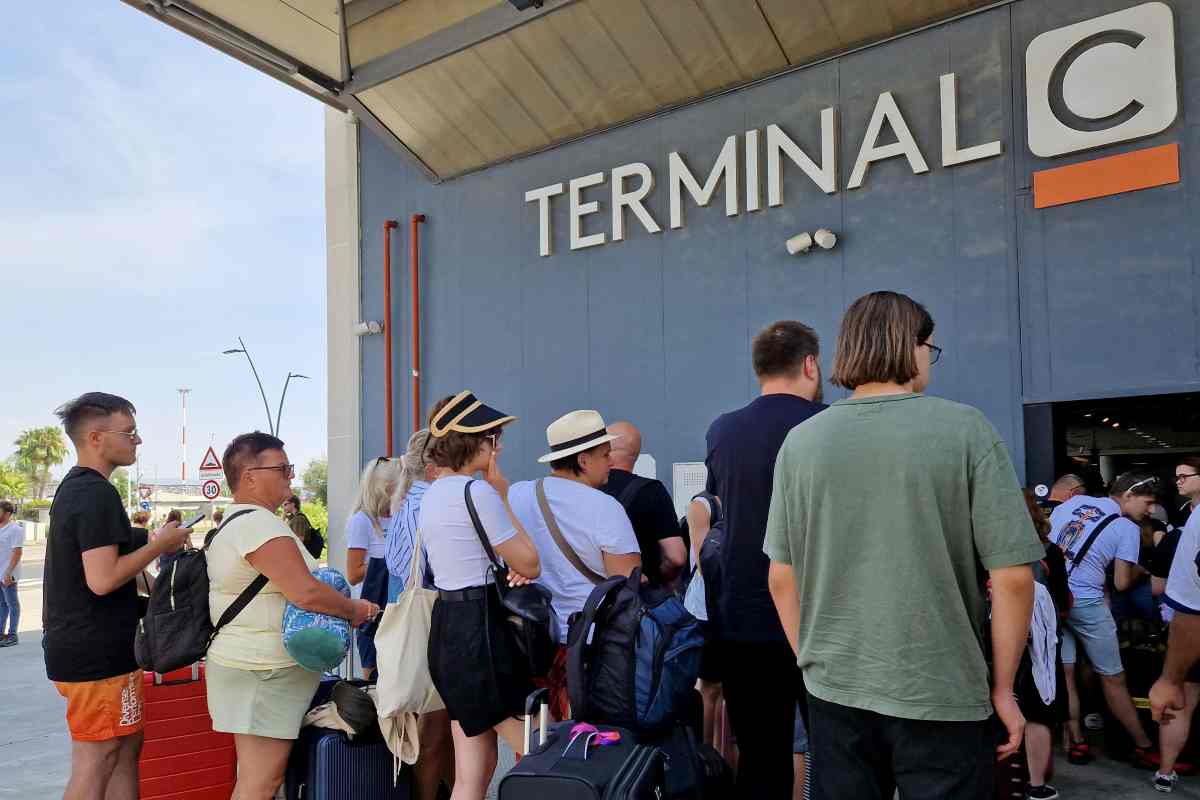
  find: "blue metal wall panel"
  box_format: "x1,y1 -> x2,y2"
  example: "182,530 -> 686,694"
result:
1012,0 -> 1200,402
357,0 -> 1200,482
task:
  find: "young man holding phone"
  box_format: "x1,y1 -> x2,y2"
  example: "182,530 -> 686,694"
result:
44,393 -> 193,800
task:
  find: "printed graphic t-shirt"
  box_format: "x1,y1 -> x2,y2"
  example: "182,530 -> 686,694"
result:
43,466 -> 142,682
763,393 -> 1043,722
1049,495 -> 1140,600
206,504 -> 318,670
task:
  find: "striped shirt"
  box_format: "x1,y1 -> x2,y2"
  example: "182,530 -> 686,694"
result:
385,480 -> 430,594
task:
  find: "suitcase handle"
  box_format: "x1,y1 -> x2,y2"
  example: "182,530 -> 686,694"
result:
524,688 -> 550,753
152,662 -> 201,686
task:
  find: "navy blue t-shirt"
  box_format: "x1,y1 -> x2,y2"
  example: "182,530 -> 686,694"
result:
705,393 -> 825,643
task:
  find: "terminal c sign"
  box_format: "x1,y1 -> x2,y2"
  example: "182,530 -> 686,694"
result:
525,2 -> 1179,256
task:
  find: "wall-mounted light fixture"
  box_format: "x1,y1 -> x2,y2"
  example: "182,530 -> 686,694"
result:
785,232 -> 813,255
787,230 -> 838,255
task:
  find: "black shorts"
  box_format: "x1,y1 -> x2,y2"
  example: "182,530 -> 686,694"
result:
1016,650 -> 1068,726
428,587 -> 532,737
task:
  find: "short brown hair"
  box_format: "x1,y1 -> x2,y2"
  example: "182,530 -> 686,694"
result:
831,291 -> 935,389
1110,470 -> 1159,497
166,509 -> 182,524
0,500 -> 15,515
131,510 -> 150,525
285,495 -> 301,508
429,430 -> 489,471
223,431 -> 286,491
752,321 -> 819,379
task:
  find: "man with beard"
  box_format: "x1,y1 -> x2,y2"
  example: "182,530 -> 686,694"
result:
702,320 -> 826,799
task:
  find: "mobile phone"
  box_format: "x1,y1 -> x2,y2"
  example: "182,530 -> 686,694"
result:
182,513 -> 206,529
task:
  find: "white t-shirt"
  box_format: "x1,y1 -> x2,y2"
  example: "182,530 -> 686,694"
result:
1049,495 -> 1139,600
1164,508 -> 1200,616
206,504 -> 319,670
0,521 -> 25,581
346,510 -> 392,560
419,476 -> 515,591
509,476 -> 640,639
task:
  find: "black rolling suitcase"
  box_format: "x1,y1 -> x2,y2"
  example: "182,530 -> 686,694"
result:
499,689 -> 667,800
285,726 -> 413,800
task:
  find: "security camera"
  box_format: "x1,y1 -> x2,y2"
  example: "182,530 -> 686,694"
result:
814,229 -> 837,250
785,233 -> 813,255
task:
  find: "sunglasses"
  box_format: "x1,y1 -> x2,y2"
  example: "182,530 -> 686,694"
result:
247,463 -> 295,479
97,428 -> 139,441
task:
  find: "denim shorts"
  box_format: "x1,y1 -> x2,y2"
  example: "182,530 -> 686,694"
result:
1060,598 -> 1124,676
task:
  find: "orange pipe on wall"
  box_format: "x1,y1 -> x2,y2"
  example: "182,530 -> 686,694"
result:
411,214 -> 426,432
383,220 -> 398,456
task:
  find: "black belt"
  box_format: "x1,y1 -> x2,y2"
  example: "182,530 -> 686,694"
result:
438,586 -> 487,603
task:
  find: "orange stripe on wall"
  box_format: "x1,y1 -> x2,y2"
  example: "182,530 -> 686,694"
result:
1033,143 -> 1180,209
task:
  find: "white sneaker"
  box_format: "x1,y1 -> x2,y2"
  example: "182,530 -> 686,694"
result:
1083,713 -> 1104,730
1153,772 -> 1178,793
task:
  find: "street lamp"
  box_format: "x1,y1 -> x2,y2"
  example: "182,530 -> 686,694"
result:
222,337 -> 276,435
275,373 -> 312,436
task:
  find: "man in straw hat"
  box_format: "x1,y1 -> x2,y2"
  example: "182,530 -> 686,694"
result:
509,409 -> 642,720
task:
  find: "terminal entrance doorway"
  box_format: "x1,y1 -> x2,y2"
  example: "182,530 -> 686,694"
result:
1024,392 -> 1200,515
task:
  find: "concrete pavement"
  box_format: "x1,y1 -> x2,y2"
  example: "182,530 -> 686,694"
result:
0,577 -> 1194,798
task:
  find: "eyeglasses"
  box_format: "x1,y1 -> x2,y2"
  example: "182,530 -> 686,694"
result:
375,456 -> 392,465
487,431 -> 503,449
920,341 -> 943,364
247,463 -> 295,479
1176,473 -> 1200,482
97,428 -> 139,441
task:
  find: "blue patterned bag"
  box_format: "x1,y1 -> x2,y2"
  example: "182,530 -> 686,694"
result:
283,568 -> 352,672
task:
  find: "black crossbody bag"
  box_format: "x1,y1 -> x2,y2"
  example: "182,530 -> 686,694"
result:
463,480 -> 559,677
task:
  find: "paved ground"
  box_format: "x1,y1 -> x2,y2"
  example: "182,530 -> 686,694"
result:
0,577 -> 1194,799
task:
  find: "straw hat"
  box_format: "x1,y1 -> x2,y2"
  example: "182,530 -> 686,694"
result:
537,410 -> 621,463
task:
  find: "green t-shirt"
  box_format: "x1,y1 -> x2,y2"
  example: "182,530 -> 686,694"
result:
763,393 -> 1043,722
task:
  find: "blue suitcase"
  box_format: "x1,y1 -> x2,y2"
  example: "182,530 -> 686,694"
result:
285,726 -> 412,800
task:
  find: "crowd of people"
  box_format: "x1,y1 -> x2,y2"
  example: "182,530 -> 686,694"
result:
23,289 -> 1200,800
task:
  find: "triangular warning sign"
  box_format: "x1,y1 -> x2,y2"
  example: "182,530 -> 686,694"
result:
199,446 -> 223,472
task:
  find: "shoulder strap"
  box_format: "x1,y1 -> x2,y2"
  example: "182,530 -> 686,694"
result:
463,480 -> 503,570
537,478 -> 604,586
616,475 -> 652,510
204,508 -> 269,646
1067,514 -> 1119,575
692,491 -> 722,525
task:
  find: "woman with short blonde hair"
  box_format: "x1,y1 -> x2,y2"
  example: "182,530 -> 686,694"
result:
346,456 -> 404,677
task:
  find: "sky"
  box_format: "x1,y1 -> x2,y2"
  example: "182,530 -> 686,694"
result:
0,1 -> 328,485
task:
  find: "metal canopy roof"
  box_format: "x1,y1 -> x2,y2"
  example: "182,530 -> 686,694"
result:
123,0 -> 997,181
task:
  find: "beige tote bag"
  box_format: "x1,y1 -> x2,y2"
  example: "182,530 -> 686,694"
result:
374,529 -> 444,720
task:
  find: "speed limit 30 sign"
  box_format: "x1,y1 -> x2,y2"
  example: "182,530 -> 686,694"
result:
202,479 -> 221,500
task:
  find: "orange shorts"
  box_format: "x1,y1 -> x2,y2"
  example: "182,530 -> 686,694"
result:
54,670 -> 145,742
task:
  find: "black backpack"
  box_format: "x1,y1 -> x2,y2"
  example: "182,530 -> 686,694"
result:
134,508 -> 263,673
694,493 -> 725,630
567,568 -> 704,733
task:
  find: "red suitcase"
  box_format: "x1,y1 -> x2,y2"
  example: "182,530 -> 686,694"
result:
138,664 -> 236,800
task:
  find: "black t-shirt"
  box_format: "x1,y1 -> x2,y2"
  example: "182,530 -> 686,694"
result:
43,466 -> 141,682
705,393 -> 825,643
1151,529 -> 1183,580
601,468 -> 681,586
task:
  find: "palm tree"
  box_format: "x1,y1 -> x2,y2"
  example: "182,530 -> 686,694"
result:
0,462 -> 27,502
14,426 -> 68,499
